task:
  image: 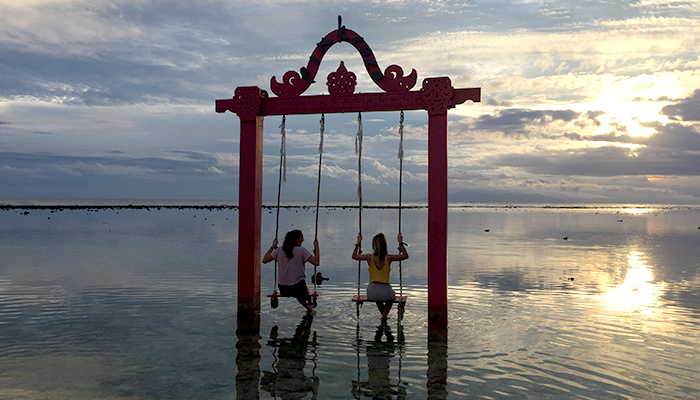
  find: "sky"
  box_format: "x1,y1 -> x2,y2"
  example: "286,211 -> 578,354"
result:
1,0 -> 699,204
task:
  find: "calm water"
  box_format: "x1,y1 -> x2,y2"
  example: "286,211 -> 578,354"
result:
1,203 -> 699,399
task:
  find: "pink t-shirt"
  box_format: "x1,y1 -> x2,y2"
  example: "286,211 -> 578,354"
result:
271,246 -> 312,286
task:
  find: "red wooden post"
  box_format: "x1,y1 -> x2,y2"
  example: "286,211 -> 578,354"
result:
226,86 -> 266,315
427,111 -> 448,326
423,77 -> 454,328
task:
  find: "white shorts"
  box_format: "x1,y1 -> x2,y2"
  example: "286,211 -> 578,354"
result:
367,282 -> 395,302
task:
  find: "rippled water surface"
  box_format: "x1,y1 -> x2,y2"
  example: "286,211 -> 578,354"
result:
1,203 -> 699,399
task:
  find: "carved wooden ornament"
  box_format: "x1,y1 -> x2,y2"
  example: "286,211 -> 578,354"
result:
271,16 -> 418,97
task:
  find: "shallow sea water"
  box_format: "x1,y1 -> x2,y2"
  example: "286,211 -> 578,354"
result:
1,203 -> 699,399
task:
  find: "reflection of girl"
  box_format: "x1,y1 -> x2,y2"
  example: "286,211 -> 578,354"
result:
261,314 -> 319,399
351,322 -> 407,400
263,230 -> 320,312
352,233 -> 408,320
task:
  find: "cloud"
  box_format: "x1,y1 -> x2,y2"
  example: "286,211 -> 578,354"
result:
0,0 -> 143,57
0,165 -> 42,176
474,108 -> 590,138
372,160 -> 399,180
460,107 -> 612,143
642,123 -> 700,150
212,153 -> 240,167
207,166 -> 226,175
660,89 -> 700,121
566,119 -> 700,151
0,151 -> 234,181
490,145 -> 700,177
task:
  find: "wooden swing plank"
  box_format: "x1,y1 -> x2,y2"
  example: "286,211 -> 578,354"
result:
267,291 -> 321,298
352,295 -> 407,304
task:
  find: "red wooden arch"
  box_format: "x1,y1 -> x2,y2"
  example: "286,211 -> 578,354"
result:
217,17 -> 480,328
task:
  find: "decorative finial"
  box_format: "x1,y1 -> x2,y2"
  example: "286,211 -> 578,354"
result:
337,15 -> 345,42
327,61 -> 357,96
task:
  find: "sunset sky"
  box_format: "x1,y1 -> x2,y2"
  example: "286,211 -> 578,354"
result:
2,0 -> 699,204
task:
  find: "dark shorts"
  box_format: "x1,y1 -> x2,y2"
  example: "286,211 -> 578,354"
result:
278,280 -> 308,299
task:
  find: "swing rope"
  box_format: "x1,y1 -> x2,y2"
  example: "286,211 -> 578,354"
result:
273,115 -> 287,293
312,114 -> 325,295
356,112 -> 363,298
273,115 -> 324,299
397,110 -> 404,299
352,111 -> 407,314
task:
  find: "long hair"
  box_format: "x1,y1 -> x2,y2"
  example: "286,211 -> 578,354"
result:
282,229 -> 302,259
372,233 -> 388,265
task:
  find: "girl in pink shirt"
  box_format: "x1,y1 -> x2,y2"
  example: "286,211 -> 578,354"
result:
263,229 -> 320,312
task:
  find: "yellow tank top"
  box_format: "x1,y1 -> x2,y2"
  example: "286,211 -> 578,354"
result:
368,255 -> 391,284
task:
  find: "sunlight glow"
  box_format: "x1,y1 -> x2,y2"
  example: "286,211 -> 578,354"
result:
574,96 -> 663,138
602,251 -> 664,314
622,208 -> 654,215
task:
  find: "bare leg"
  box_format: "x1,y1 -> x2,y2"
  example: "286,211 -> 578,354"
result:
375,302 -> 384,316
296,296 -> 314,312
300,284 -> 315,312
377,302 -> 393,320
383,302 -> 393,319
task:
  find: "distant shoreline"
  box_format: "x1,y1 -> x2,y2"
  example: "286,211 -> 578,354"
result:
0,204 -> 427,211
1,199 -> 697,212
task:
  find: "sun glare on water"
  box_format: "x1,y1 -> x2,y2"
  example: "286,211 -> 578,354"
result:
602,250 -> 665,315
622,207 -> 654,215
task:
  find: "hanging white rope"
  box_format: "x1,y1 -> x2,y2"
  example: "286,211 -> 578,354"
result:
318,114 -> 325,156
356,112 -> 363,297
273,115 -> 287,293
397,111 -> 404,299
315,114 -> 325,240
280,115 -> 287,183
313,114 -> 325,297
398,110 -> 404,161
356,112 -> 363,208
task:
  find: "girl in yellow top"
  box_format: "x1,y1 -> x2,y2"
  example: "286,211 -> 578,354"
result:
352,232 -> 408,320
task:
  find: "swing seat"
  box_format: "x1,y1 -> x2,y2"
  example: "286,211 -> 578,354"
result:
352,294 -> 407,304
268,290 -> 322,298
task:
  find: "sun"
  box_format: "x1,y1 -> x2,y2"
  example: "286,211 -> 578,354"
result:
569,92 -> 667,138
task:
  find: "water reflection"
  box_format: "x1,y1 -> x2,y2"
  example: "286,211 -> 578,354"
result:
352,321 -> 407,400
236,314 -> 262,400
603,250 -> 665,314
4,205 -> 700,399
427,327 -> 447,400
261,314 -> 319,399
